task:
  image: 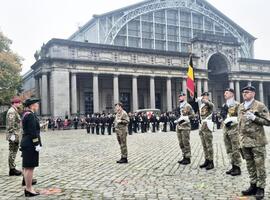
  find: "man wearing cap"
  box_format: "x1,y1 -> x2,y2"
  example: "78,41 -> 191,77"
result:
114,102 -> 130,164
174,92 -> 194,165
198,92 -> 215,170
238,86 -> 270,199
220,88 -> 241,176
6,97 -> 22,176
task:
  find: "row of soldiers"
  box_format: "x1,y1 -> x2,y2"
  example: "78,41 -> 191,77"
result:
175,86 -> 270,200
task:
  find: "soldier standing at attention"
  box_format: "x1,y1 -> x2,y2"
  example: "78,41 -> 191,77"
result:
238,86 -> 270,199
6,97 -> 22,176
114,102 -> 130,164
174,92 -> 194,165
198,92 -> 215,170
220,88 -> 241,176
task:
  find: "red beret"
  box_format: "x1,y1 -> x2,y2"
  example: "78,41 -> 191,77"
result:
11,97 -> 21,104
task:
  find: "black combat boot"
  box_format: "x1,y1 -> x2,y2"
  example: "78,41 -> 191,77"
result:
199,160 -> 209,168
226,165 -> 234,175
116,158 -> 128,164
22,178 -> 37,186
206,160 -> 214,170
178,158 -> 185,164
230,165 -> 241,176
255,187 -> 264,200
241,184 -> 257,196
9,168 -> 22,176
181,158 -> 191,165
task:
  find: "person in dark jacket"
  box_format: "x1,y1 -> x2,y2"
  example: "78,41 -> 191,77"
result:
85,114 -> 91,134
20,98 -> 41,197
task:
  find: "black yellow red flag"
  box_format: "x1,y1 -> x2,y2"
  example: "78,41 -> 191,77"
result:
187,56 -> 195,98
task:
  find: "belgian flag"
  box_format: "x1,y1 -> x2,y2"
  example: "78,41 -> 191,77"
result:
187,56 -> 195,98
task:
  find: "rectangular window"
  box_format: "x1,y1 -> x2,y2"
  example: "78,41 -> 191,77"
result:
155,40 -> 166,50
192,13 -> 203,30
128,21 -> 140,37
180,27 -> 191,42
155,10 -> 165,24
155,24 -> 166,40
142,22 -> 153,39
129,37 -> 140,48
167,25 -> 179,41
180,11 -> 191,27
114,36 -> 126,46
142,39 -> 153,49
141,13 -> 153,22
168,41 -> 179,52
167,9 -> 178,25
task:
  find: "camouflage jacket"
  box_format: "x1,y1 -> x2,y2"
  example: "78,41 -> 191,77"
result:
114,110 -> 130,129
221,101 -> 240,130
200,100 -> 214,120
176,102 -> 195,130
238,100 -> 270,148
6,106 -> 21,142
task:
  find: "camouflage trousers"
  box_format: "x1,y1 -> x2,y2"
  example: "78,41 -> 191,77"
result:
223,127 -> 242,167
8,142 -> 19,169
176,128 -> 191,158
116,128 -> 128,158
199,123 -> 213,161
241,146 -> 267,188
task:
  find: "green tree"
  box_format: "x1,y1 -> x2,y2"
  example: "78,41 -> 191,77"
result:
0,32 -> 22,105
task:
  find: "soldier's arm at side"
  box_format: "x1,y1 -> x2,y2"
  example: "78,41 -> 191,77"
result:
120,113 -> 130,124
26,114 -> 41,146
254,105 -> 270,126
6,112 -> 16,137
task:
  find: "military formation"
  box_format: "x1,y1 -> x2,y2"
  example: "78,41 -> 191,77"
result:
4,84 -> 270,199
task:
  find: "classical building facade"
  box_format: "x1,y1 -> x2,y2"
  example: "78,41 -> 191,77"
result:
22,0 -> 270,117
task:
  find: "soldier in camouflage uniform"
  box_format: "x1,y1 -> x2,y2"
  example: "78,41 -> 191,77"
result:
198,92 -> 215,170
114,102 -> 130,164
174,92 -> 194,165
238,86 -> 270,199
6,97 -> 22,176
220,88 -> 241,176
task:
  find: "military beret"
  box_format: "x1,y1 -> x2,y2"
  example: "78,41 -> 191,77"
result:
178,92 -> 186,97
23,98 -> 40,107
201,92 -> 210,96
225,88 -> 235,93
241,85 -> 256,92
11,97 -> 21,104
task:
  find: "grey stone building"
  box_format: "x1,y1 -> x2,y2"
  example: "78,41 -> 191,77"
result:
22,0 -> 270,117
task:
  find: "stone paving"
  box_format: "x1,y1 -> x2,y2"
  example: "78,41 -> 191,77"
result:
0,128 -> 270,200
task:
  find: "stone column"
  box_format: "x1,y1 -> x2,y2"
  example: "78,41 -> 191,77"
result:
41,73 -> 48,116
248,81 -> 252,86
113,74 -> 119,104
93,73 -> 99,113
166,77 -> 172,111
197,79 -> 202,97
50,70 -> 70,117
259,82 -> 264,103
150,76 -> 155,109
182,78 -> 187,94
71,73 -> 78,115
203,79 -> 208,92
235,81 -> 240,102
35,77 -> 40,98
132,75 -> 138,111
229,81 -> 234,90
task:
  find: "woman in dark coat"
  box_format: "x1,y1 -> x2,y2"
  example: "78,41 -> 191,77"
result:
20,98 -> 41,197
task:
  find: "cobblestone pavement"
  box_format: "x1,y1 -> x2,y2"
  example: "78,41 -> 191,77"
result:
0,128 -> 270,200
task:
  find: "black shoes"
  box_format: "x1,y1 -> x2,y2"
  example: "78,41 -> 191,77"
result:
178,158 -> 191,165
24,189 -> 40,197
205,160 -> 214,170
230,165 -> 241,176
9,168 -> 22,176
255,187 -> 265,200
199,160 -> 209,168
116,158 -> 128,164
22,178 -> 37,186
242,184 -> 257,196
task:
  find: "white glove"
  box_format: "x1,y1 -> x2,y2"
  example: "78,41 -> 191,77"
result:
35,145 -> 42,152
10,134 -> 16,142
224,117 -> 238,125
246,111 -> 256,121
117,119 -> 122,123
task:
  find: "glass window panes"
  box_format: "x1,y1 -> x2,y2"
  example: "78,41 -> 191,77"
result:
167,25 -> 179,41
128,21 -> 140,37
129,37 -> 140,48
118,25 -> 126,35
192,13 -> 203,30
215,25 -> 224,36
141,13 -> 153,22
181,43 -> 189,52
155,24 -> 166,40
114,36 -> 126,46
142,22 -> 153,39
142,39 -> 153,49
180,11 -> 191,27
155,40 -> 165,50
180,27 -> 191,42
155,10 -> 165,24
167,9 -> 178,25
205,18 -> 213,31
168,42 -> 179,51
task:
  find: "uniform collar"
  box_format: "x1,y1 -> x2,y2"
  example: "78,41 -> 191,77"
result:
226,98 -> 235,107
244,98 -> 255,110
